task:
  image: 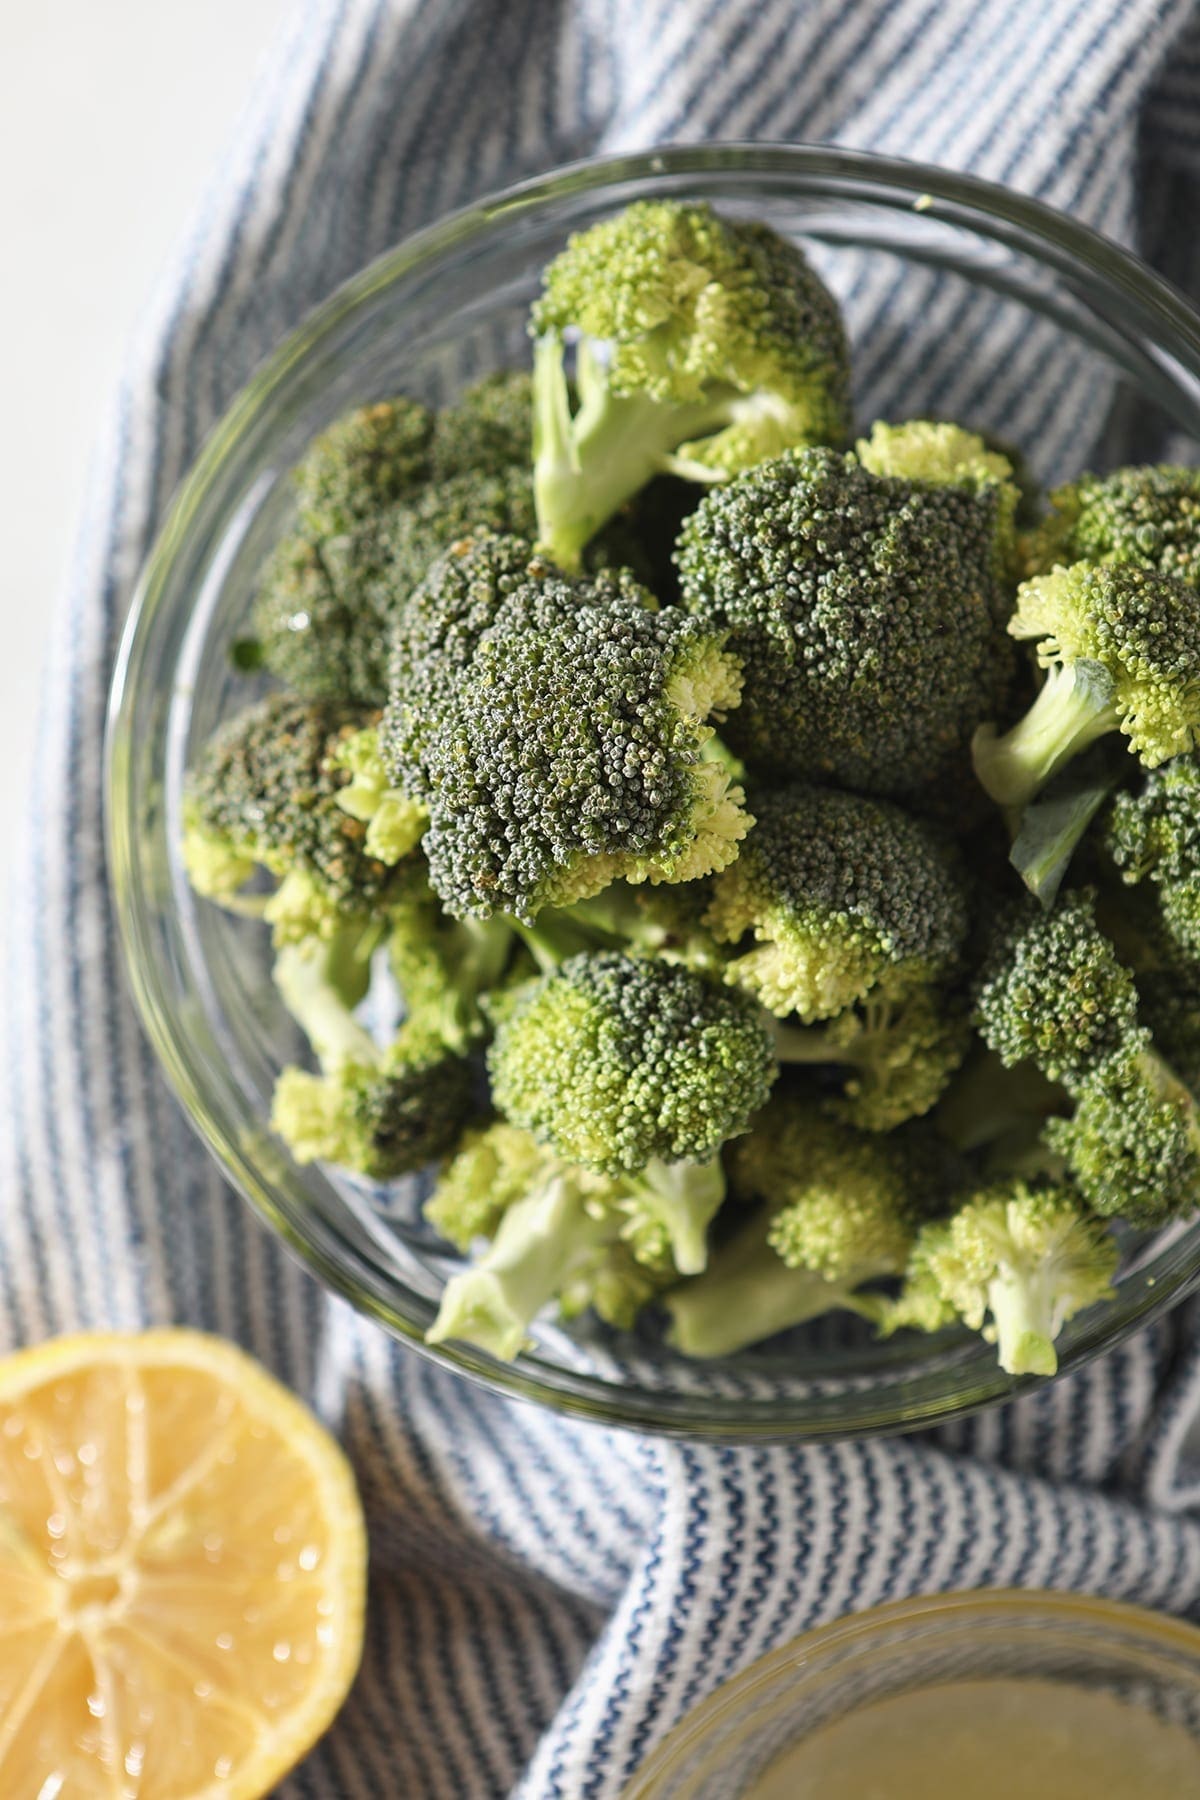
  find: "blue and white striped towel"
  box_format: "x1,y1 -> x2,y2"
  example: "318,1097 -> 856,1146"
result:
9,2 -> 1200,1793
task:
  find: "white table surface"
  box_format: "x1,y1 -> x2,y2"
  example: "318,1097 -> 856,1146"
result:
0,0 -> 292,925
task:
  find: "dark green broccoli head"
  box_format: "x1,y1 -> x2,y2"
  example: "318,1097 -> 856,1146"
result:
271,1022 -> 474,1181
1105,756 -> 1200,960
383,532 -> 558,780
972,888 -> 1139,1092
394,571 -> 751,921
291,395 -> 435,540
675,443 -> 1016,798
531,199 -> 850,570
488,951 -> 778,1175
1044,1033 -> 1200,1226
428,370 -> 532,476
182,694 -> 404,939
1023,464 -> 1200,587
975,563 -> 1200,809
704,785 -> 970,1021
856,418 -> 1021,596
251,464 -> 538,707
250,375 -> 556,705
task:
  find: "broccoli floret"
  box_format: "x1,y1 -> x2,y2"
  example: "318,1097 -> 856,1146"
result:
1044,1033 -> 1200,1226
530,199 -> 850,571
427,369 -> 532,475
856,418 -> 1020,592
972,889 -> 1139,1091
778,986 -> 972,1130
387,564 -> 752,922
664,1103 -> 939,1357
383,532 -> 561,779
1105,756 -> 1200,960
182,695 -> 413,943
675,440 -> 1017,797
269,933 -> 474,1179
423,1118 -> 549,1250
1023,464 -> 1200,588
426,1148 -> 673,1360
249,377 -> 543,704
885,1180 -> 1118,1376
972,563 -> 1200,808
489,948 -> 776,1191
252,468 -> 537,707
704,786 -> 969,1021
291,396 -> 435,540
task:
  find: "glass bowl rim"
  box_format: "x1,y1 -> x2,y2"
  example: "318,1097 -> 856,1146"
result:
621,1586 -> 1200,1795
106,139 -> 1200,1441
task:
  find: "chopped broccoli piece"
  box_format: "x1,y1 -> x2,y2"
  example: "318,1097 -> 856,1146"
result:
426,1153 -> 672,1359
1023,464 -> 1200,588
704,785 -> 970,1021
488,949 -> 776,1185
664,1102 -> 942,1357
856,418 -> 1020,591
291,395 -> 435,540
1044,1033 -> 1200,1226
182,694 -> 412,942
383,532 -> 562,780
384,862 -> 518,1052
424,1118 -> 550,1250
387,561 -> 752,921
325,725 -> 427,865
675,440 -> 1017,797
1105,755 -> 1200,960
777,986 -> 972,1130
886,1180 -> 1118,1376
249,377 -> 540,704
972,888 -> 1139,1091
972,563 -> 1200,808
269,933 -> 474,1179
530,199 -> 850,570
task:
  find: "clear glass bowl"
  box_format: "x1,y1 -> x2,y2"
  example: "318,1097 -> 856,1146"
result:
620,1589 -> 1200,1797
107,143 -> 1200,1440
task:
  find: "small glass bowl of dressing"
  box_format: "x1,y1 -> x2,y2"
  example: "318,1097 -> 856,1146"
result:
620,1589 -> 1200,1799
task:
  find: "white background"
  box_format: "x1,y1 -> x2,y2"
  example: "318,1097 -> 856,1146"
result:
0,1 -> 293,921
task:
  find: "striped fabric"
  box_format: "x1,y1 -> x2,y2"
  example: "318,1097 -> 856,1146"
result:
8,1 -> 1200,1792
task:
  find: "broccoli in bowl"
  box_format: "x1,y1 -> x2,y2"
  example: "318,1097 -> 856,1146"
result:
177,192 -> 1200,1381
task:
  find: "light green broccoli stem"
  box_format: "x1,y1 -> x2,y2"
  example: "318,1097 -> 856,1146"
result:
532,333 -> 729,572
985,1263 -> 1069,1377
273,936 -> 380,1072
427,1171 -> 615,1360
665,1212 -> 879,1359
622,1156 -> 725,1276
972,659 -> 1120,809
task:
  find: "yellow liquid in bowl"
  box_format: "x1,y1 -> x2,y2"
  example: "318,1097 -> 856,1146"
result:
747,1677 -> 1200,1799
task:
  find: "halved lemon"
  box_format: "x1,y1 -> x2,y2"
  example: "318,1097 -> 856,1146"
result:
0,1329 -> 366,1798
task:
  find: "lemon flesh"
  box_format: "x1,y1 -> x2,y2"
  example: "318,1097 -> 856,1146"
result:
0,1329 -> 366,1798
